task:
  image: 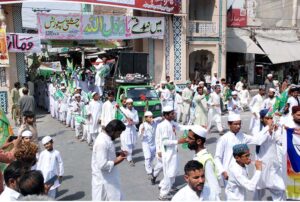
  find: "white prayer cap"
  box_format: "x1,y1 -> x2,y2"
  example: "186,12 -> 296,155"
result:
144,111 -> 153,117
269,88 -> 276,93
199,81 -> 205,85
163,106 -> 174,112
96,58 -> 103,63
60,81 -> 65,84
76,87 -> 82,90
126,98 -> 133,103
267,74 -> 273,78
21,130 -> 32,137
60,86 -> 66,90
228,113 -> 241,122
161,81 -> 167,84
42,136 -> 52,145
190,125 -> 207,138
91,92 -> 98,97
231,91 -> 238,96
74,93 -> 81,97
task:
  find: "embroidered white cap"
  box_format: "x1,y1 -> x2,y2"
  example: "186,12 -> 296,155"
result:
228,113 -> 241,122
267,74 -> 273,78
144,111 -> 153,117
269,88 -> 276,93
126,98 -> 133,103
190,125 -> 207,138
162,106 -> 174,112
42,136 -> 52,145
74,93 -> 81,97
21,130 -> 32,137
231,91 -> 238,96
199,81 -> 205,85
91,92 -> 98,97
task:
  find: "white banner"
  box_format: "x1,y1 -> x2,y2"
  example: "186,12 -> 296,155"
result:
7,33 -> 41,53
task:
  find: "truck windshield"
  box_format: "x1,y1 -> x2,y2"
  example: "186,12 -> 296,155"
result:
127,87 -> 159,101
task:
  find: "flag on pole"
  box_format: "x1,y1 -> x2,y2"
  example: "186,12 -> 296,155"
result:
267,88 -> 289,116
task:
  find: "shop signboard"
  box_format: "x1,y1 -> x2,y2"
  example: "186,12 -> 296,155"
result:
38,14 -> 165,40
7,33 -> 41,53
227,0 -> 247,27
0,0 -> 181,14
0,25 -> 9,67
41,61 -> 62,71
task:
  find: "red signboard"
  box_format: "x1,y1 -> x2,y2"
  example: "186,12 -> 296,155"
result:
227,8 -> 247,27
0,0 -> 181,14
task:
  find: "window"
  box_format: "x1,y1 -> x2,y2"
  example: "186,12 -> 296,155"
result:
0,67 -> 6,87
189,0 -> 215,21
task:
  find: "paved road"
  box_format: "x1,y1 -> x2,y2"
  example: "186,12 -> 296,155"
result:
11,110 -> 272,201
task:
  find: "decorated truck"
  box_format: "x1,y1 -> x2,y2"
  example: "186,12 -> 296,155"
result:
105,52 -> 161,121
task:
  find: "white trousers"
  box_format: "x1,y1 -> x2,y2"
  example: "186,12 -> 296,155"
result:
59,111 -> 66,122
66,109 -> 72,126
207,110 -> 223,132
48,188 -> 57,199
176,104 -> 183,122
142,143 -> 156,174
153,156 -> 163,178
50,97 -> 55,118
253,188 -> 285,201
75,123 -> 83,137
182,102 -> 191,124
159,176 -> 175,197
81,124 -> 89,141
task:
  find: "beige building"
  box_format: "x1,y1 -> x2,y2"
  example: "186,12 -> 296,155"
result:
133,0 -> 227,86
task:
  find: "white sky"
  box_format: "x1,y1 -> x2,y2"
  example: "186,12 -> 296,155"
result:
22,1 -> 81,29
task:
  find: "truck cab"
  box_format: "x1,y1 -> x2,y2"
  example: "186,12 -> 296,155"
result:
105,52 -> 162,121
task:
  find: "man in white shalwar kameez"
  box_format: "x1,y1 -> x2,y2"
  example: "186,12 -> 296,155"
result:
36,136 -> 64,199
94,57 -> 107,96
207,85 -> 223,134
156,106 -> 189,200
249,87 -> 265,134
120,98 -> 139,166
287,87 -> 300,116
101,91 -> 116,127
171,160 -> 218,201
182,81 -> 193,124
225,144 -> 262,201
86,92 -> 103,146
71,94 -> 85,139
174,90 -> 183,123
262,88 -> 276,110
49,82 -> 56,118
138,111 -> 162,177
91,120 -> 127,201
253,109 -> 286,201
160,81 -> 173,109
227,91 -> 242,115
214,113 -> 267,188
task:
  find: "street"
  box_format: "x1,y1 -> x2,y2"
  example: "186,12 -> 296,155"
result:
12,110 -> 272,201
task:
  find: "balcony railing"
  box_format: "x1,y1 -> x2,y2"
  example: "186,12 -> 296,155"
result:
188,21 -> 218,37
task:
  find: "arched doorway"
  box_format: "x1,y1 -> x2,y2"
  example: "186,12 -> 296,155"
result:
189,50 -> 214,82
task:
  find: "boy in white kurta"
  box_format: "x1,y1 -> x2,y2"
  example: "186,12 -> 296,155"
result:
249,88 -> 265,134
226,144 -> 262,200
120,98 -> 139,166
138,111 -> 162,178
207,85 -> 223,134
101,91 -> 116,127
71,94 -> 85,139
214,113 -> 267,187
86,92 -> 103,146
36,136 -> 64,199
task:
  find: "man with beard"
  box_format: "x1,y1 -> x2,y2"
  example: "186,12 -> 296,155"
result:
262,88 -> 276,110
186,125 -> 221,200
91,119 -> 127,201
171,160 -> 217,201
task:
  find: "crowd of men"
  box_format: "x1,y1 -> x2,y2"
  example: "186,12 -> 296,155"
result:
1,68 -> 300,201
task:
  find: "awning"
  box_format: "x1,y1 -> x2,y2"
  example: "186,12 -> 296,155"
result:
227,28 -> 264,54
256,36 -> 300,64
227,36 -> 265,54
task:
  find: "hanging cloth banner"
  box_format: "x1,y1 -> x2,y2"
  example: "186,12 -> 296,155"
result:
7,33 -> 41,53
38,13 -> 165,40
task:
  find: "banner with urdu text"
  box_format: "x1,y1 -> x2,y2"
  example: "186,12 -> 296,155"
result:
7,33 -> 41,53
38,13 -> 165,40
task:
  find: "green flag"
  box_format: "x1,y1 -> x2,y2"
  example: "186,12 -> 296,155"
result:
181,130 -> 189,149
54,89 -> 65,100
267,88 -> 289,116
0,108 -> 14,172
